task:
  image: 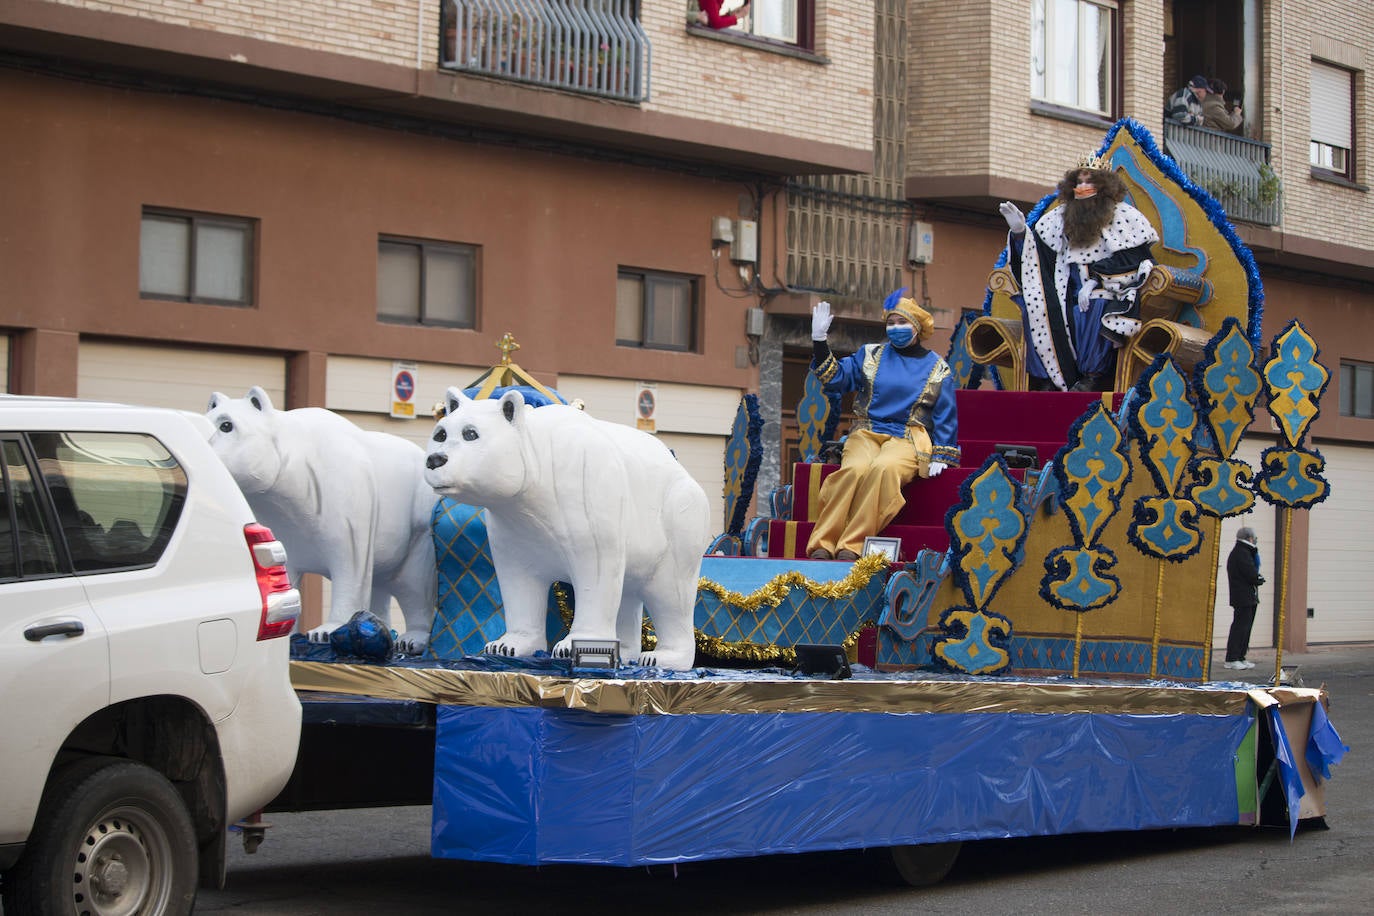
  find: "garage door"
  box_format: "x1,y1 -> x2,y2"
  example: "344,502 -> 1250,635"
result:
340,411 -> 437,452
77,340 -> 286,412
557,375 -> 739,539
1212,437 -> 1277,651
327,355 -> 484,452
659,432 -> 727,538
1306,441 -> 1374,642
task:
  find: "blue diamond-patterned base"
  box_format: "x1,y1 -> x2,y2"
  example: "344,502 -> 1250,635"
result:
426,499 -> 569,661
878,628 -> 1206,681
876,629 -> 935,668
695,574 -> 886,650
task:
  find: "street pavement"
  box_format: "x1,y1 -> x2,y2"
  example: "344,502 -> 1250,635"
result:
189,644 -> 1374,915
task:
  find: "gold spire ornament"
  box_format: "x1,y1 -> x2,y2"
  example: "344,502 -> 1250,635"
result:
461,333 -> 564,405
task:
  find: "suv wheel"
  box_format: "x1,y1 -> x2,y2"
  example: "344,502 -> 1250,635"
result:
3,756 -> 197,916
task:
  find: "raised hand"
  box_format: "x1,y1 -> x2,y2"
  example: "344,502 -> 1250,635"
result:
812,300 -> 833,341
999,201 -> 1026,235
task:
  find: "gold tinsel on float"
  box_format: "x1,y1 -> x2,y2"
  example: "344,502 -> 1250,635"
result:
693,554 -> 888,665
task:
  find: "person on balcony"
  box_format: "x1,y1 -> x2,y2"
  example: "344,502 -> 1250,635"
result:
696,1 -> 751,29
805,291 -> 960,562
998,160 -> 1159,392
1202,78 -> 1244,133
1166,74 -> 1210,126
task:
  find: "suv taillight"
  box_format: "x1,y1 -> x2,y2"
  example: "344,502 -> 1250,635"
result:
244,523 -> 301,640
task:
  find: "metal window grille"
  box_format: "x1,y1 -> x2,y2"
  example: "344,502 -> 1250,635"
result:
443,1 -> 650,103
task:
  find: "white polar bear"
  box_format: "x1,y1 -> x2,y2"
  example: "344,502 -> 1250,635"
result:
423,388 -> 709,670
206,387 -> 438,654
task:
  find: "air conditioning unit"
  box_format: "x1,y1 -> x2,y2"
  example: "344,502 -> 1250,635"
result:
908,221 -> 934,265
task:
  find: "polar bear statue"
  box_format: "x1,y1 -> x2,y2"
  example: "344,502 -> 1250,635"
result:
206,387 -> 438,654
423,387 -> 710,670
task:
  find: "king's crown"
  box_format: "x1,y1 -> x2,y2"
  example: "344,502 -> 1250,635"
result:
1078,152 -> 1107,171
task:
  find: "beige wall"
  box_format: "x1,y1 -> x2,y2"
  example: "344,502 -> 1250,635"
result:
41,0 -> 874,156
909,0 -> 1168,189
909,0 -> 1374,261
1264,5 -> 1373,251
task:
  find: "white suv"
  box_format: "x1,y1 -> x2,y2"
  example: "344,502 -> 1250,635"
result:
0,396 -> 302,914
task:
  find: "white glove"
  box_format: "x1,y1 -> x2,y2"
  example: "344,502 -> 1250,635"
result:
811,300 -> 833,341
999,201 -> 1026,235
928,461 -> 947,478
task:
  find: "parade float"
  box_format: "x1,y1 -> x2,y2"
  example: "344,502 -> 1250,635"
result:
272,120 -> 1346,884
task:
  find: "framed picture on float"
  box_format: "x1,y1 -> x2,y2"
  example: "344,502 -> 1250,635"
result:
862,536 -> 902,562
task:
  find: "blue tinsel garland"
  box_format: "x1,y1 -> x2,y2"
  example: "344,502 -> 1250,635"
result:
727,393 -> 765,536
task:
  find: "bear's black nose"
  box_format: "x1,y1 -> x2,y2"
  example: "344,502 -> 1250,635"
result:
426,453 -> 448,470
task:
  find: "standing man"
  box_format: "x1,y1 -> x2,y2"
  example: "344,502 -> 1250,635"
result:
1224,526 -> 1264,670
805,290 -> 960,562
998,159 -> 1159,391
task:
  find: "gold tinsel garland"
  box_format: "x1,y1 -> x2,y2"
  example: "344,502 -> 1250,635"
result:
552,555 -> 888,662
693,554 -> 888,664
552,582 -> 659,651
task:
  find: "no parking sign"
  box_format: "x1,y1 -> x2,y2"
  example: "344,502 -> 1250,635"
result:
391,361 -> 418,418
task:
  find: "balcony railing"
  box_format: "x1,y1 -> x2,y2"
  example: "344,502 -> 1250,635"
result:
442,0 -> 649,103
1162,122 -> 1281,226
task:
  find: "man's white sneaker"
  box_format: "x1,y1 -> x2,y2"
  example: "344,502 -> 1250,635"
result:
1223,661 -> 1246,670
1240,659 -> 1256,669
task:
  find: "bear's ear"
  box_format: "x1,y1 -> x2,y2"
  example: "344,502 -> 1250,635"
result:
445,386 -> 470,416
247,385 -> 274,414
207,392 -> 225,413
498,389 -> 526,425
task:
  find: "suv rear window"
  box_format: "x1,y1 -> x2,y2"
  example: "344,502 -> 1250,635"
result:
29,432 -> 189,572
1,439 -> 62,578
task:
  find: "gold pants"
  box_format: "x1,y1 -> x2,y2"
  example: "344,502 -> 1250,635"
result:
806,428 -> 928,557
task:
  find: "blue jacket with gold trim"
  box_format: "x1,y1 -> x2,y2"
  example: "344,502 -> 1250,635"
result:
814,342 -> 960,466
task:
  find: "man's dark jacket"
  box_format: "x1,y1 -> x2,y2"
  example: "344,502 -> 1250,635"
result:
1227,540 -> 1262,607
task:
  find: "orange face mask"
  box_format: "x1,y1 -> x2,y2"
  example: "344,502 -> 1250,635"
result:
1073,183 -> 1098,199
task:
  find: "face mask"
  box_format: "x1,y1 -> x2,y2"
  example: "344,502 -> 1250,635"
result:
887,325 -> 915,348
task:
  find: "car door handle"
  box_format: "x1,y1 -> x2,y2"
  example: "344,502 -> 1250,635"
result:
24,620 -> 86,641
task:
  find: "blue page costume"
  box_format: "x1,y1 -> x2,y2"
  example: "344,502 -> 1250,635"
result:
806,292 -> 960,560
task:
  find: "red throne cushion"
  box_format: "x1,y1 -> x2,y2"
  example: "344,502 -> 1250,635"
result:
769,390 -> 1120,561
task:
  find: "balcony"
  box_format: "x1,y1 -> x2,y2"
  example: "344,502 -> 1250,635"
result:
1162,122 -> 1281,227
441,0 -> 649,103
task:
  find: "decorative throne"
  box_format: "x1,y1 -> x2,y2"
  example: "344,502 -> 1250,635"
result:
967,120 -> 1262,392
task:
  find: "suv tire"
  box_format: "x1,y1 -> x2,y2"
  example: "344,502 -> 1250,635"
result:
3,756 -> 198,916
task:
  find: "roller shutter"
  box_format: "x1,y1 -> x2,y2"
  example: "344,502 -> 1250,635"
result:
77,340 -> 285,412
1305,442 -> 1374,642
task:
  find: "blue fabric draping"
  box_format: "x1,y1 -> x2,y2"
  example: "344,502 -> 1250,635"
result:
432,705 -> 1251,865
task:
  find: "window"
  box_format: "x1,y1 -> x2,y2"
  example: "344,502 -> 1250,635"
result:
29,432 -> 188,573
377,237 -> 477,328
616,269 -> 698,352
707,2 -> 814,51
1,438 -> 61,579
1031,0 -> 1116,115
140,209 -> 254,305
1311,61 -> 1355,179
1340,361 -> 1374,418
